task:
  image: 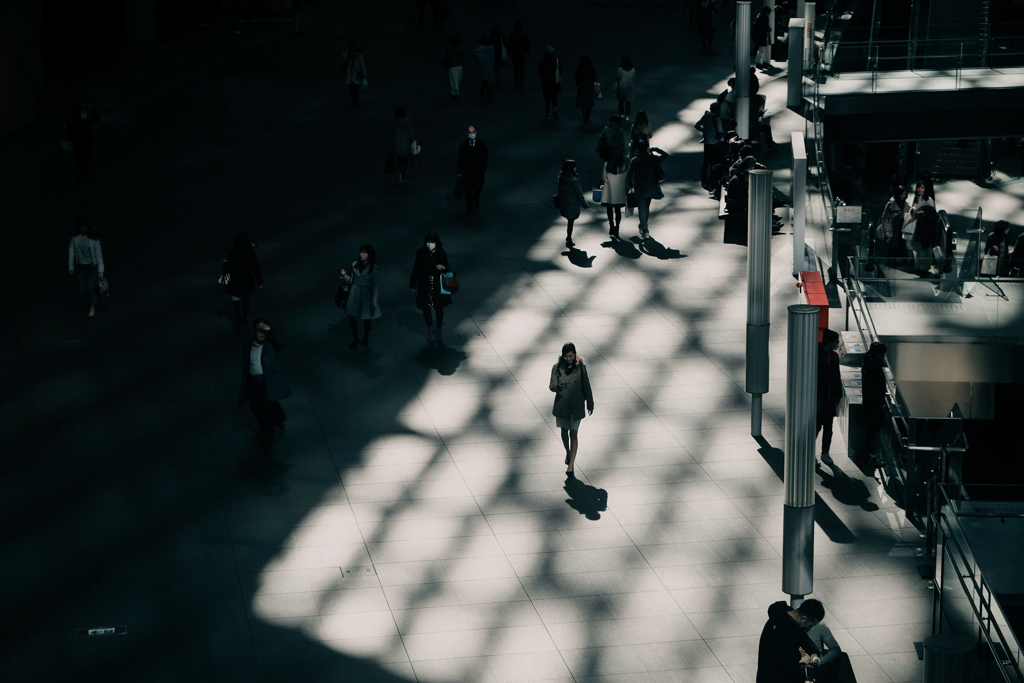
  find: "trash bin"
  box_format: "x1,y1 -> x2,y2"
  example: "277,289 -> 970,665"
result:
923,634 -> 973,683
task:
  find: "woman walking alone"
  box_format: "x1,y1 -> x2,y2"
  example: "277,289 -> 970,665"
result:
601,150 -> 628,239
410,232 -> 451,343
68,216 -> 105,318
556,159 -> 589,248
340,244 -> 381,349
389,106 -> 416,183
342,43 -> 367,108
223,231 -> 264,330
615,56 -> 636,117
549,342 -> 594,476
575,55 -> 596,124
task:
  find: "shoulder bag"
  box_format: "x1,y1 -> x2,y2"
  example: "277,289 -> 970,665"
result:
440,271 -> 459,295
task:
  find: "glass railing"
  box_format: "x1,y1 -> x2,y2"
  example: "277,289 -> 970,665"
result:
936,484 -> 1024,683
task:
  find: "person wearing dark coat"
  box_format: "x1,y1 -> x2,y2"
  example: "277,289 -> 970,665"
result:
549,342 -> 595,476
694,101 -> 726,191
912,203 -> 940,275
410,232 -> 452,343
239,319 -> 291,447
223,232 -> 264,330
696,0 -> 716,52
752,7 -> 772,68
575,55 -> 597,124
456,125 -> 488,212
537,46 -> 562,120
65,104 -> 99,184
860,341 -> 888,463
507,20 -> 530,87
625,138 -> 668,241
816,329 -> 843,466
340,244 -> 382,349
556,160 -> 589,249
756,600 -> 823,683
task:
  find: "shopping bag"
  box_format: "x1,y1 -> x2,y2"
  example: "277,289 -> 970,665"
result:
592,188 -> 602,203
440,271 -> 459,294
410,141 -> 422,169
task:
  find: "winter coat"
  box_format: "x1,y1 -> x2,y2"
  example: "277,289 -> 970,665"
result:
238,337 -> 292,407
575,61 -> 596,108
862,354 -> 887,410
410,246 -> 452,310
615,67 -> 635,101
626,150 -> 666,200
598,119 -> 629,168
389,117 -> 416,157
537,53 -> 562,93
601,164 -> 628,206
224,245 -> 263,298
879,196 -> 906,239
342,49 -> 367,84
457,138 -> 488,186
912,204 -> 939,248
630,121 -> 652,156
752,12 -> 771,47
340,261 -> 382,319
549,361 -> 594,421
557,174 -> 588,220
507,28 -> 530,57
817,345 -> 843,416
756,601 -> 820,683
444,44 -> 465,68
68,234 -> 105,276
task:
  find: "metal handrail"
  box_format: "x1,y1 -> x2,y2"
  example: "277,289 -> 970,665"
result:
938,484 -> 1024,683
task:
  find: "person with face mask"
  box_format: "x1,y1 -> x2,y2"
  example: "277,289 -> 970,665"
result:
456,125 -> 488,213
410,232 -> 452,343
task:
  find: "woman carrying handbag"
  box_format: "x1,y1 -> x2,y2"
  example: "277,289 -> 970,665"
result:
410,232 -> 452,344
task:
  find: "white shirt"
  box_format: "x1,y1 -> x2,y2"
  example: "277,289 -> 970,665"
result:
249,342 -> 264,376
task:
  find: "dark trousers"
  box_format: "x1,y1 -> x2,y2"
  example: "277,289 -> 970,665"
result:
637,197 -> 653,237
814,652 -> 858,683
349,317 -> 372,341
512,54 -> 526,85
618,98 -> 631,116
248,376 -> 285,437
543,91 -> 558,114
76,264 -> 98,307
464,183 -> 482,210
422,306 -> 445,327
816,403 -> 835,454
606,206 -> 622,232
701,144 -> 723,189
861,404 -> 886,458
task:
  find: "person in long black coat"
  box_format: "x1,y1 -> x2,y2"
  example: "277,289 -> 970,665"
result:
456,125 -> 488,212
575,55 -> 596,124
816,329 -> 843,466
223,231 -> 264,329
410,232 -> 452,343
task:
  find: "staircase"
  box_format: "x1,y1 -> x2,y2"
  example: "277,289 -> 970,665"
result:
922,0 -> 991,68
915,139 -> 984,181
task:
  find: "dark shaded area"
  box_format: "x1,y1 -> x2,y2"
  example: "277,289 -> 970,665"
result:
564,474 -> 608,520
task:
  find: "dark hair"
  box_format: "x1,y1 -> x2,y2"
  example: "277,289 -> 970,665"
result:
394,106 -> 406,118
356,243 -> 377,271
423,232 -> 442,247
634,138 -> 650,154
728,77 -> 736,88
797,599 -> 825,623
620,55 -> 633,70
821,329 -> 839,345
77,216 -> 100,240
633,110 -> 649,127
558,342 -> 584,368
560,159 -> 577,177
868,341 -> 887,357
579,54 -> 593,68
233,231 -> 254,252
710,101 -> 722,113
995,220 -> 1010,234
561,342 -> 576,356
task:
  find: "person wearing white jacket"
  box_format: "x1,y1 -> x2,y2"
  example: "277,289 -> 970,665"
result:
68,217 -> 104,317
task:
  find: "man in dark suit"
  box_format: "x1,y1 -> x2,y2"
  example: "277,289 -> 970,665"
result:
456,125 -> 488,212
239,318 -> 291,446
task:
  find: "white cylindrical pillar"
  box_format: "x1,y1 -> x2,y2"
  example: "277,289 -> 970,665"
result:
746,169 -> 773,436
792,132 -> 808,275
735,1 -> 751,139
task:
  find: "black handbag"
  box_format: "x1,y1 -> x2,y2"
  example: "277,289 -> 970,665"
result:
453,178 -> 465,199
440,271 -> 459,294
335,284 -> 349,308
626,191 -> 638,208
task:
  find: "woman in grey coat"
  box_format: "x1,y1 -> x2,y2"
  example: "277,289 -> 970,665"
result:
556,159 -> 589,249
549,342 -> 594,476
340,244 -> 381,349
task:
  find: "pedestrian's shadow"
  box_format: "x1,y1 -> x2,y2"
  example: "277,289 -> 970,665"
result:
564,474 -> 608,520
563,247 -> 596,267
415,343 -> 467,376
602,237 -> 642,259
635,236 -> 685,259
819,462 -> 880,511
239,437 -> 293,489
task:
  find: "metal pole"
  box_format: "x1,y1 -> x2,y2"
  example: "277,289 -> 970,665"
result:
735,1 -> 751,139
782,304 -> 818,600
746,169 -> 773,437
792,132 -> 808,275
787,19 -> 805,108
804,3 -> 816,71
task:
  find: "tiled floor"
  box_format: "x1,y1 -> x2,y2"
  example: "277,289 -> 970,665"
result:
2,1 -> 934,681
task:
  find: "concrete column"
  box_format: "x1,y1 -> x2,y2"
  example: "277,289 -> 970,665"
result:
746,169 -> 773,437
787,19 -> 805,108
735,1 -> 751,139
782,304 -> 818,599
792,132 -> 808,275
804,2 -> 817,71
